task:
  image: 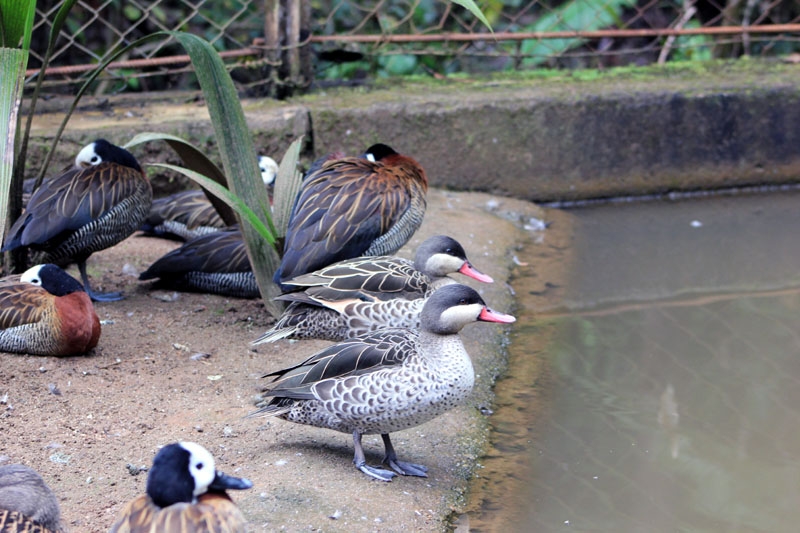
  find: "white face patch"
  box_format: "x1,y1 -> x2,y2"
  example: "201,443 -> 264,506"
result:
258,156 -> 278,185
427,253 -> 465,276
365,153 -> 376,163
20,264 -> 44,286
438,303 -> 483,331
75,142 -> 102,168
180,442 -> 216,497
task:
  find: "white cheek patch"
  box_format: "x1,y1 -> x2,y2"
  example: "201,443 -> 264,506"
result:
20,264 -> 44,285
180,442 -> 216,496
365,153 -> 376,162
438,303 -> 482,330
427,253 -> 464,275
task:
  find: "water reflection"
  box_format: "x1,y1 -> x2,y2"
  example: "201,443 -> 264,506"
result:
470,192 -> 800,532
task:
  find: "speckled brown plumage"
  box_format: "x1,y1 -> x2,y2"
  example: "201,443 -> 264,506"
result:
3,140 -> 151,301
274,144 -> 428,288
139,226 -> 259,298
252,284 -> 515,481
0,264 -> 100,357
254,235 -> 493,343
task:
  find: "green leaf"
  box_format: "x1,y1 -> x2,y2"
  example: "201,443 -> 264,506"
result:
20,0 -> 80,193
451,0 -> 493,33
0,47 -> 27,244
124,132 -> 238,226
167,31 -> 282,313
0,0 -> 36,49
270,137 -> 304,236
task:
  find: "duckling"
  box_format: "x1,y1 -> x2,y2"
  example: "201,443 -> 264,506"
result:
3,139 -> 152,302
0,464 -> 64,532
109,442 -> 252,533
138,226 -> 259,298
251,284 -> 515,481
0,264 -> 100,356
140,156 -> 278,241
274,143 -> 428,289
255,235 -> 494,342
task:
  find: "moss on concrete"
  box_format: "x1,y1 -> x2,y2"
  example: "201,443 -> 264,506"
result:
24,57 -> 800,202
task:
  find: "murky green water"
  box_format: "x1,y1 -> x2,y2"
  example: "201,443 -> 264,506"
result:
468,192 -> 800,532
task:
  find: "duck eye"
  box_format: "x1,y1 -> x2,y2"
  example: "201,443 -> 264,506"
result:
195,462 -> 204,470
459,298 -> 467,305
91,156 -> 100,164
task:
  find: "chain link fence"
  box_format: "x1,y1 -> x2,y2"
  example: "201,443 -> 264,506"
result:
27,0 -> 800,96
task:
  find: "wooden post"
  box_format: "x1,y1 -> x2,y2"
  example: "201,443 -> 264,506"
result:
262,0 -> 312,98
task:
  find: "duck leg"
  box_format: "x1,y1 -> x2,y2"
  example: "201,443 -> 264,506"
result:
381,434 -> 428,477
78,260 -> 123,302
352,431 -> 396,482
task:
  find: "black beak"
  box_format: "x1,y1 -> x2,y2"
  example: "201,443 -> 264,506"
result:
209,471 -> 253,492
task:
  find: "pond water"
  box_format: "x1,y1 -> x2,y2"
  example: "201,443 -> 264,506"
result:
466,191 -> 800,532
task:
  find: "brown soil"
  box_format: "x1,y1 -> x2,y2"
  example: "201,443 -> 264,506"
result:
0,190 -> 545,532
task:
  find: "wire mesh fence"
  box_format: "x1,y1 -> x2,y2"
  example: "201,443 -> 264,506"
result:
27,0 -> 800,96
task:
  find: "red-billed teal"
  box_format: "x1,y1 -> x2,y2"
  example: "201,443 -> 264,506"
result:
255,235 -> 494,343
251,284 -> 515,481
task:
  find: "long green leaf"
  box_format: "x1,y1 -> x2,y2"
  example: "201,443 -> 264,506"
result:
0,0 -> 35,49
168,31 -> 282,313
125,132 -> 238,226
0,47 -> 27,245
19,0 -> 80,193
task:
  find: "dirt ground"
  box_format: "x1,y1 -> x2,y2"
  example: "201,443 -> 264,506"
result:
0,189 -> 546,532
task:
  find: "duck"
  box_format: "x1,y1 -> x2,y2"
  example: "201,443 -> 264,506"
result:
250,284 -> 515,481
0,464 -> 64,533
109,441 -> 252,533
0,264 -> 101,356
273,143 -> 428,290
254,235 -> 494,343
2,139 -> 152,302
140,156 -> 278,241
138,226 -> 259,298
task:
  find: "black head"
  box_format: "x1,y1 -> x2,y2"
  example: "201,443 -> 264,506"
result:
363,143 -> 398,162
420,284 -> 487,335
20,264 -> 86,297
414,235 -> 467,267
146,443 -> 196,507
146,442 -> 252,508
420,284 -> 515,335
76,139 -> 142,173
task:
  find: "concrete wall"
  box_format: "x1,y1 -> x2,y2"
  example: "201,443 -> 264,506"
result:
28,60 -> 800,202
